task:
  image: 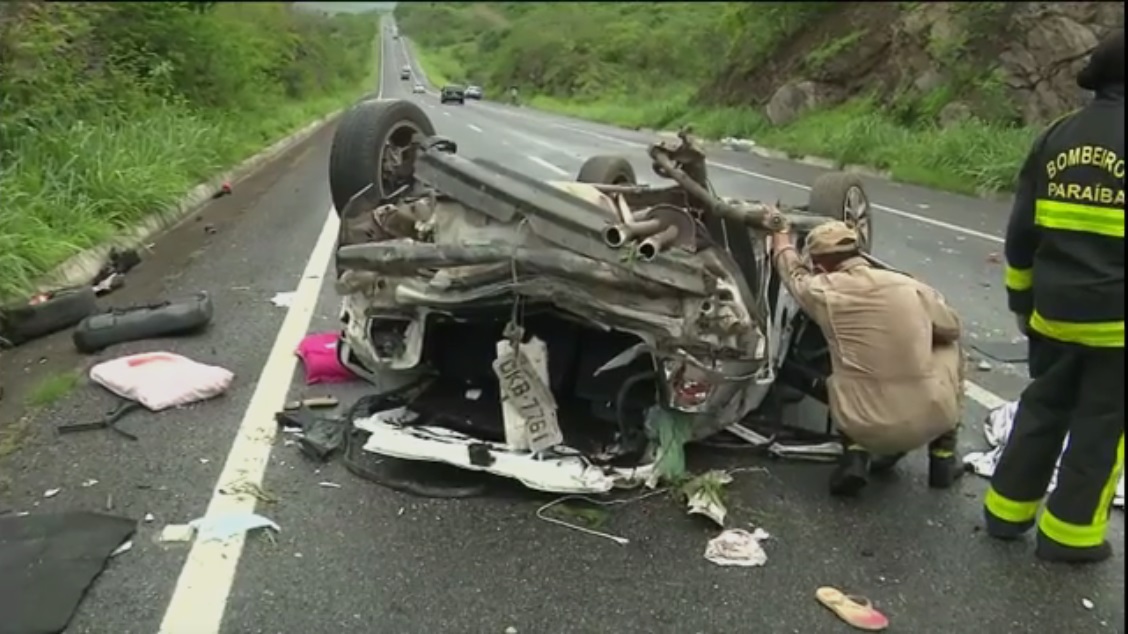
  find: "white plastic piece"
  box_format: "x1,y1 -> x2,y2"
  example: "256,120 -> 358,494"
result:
90,352 -> 234,411
357,416 -> 655,494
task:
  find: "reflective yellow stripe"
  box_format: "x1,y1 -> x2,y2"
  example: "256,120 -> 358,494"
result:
1004,265 -> 1033,291
1094,434 -> 1125,525
985,486 -> 1040,523
1039,508 -> 1108,548
1029,311 -> 1124,348
1034,199 -> 1124,238
930,449 -> 954,459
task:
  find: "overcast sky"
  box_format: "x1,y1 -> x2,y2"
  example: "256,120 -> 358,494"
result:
294,2 -> 395,14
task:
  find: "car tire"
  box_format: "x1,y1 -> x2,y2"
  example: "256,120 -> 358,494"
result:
329,99 -> 436,214
576,155 -> 637,185
806,172 -> 873,252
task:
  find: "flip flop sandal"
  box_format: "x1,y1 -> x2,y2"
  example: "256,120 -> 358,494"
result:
816,586 -> 890,631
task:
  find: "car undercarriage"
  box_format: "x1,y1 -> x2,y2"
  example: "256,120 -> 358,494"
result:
326,98 -> 876,493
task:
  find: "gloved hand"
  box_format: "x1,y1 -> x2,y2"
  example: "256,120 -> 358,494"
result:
1014,313 -> 1031,336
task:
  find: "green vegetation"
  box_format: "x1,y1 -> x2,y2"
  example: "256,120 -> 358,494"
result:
396,2 -> 1040,198
26,369 -> 81,409
0,2 -> 380,299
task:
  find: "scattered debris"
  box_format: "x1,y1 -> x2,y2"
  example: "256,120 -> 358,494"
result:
57,401 -> 142,441
271,291 -> 296,308
284,396 -> 340,410
189,513 -> 279,543
89,351 -> 234,412
220,480 -> 278,504
976,360 -> 992,371
159,524 -> 196,543
296,332 -> 356,384
44,488 -> 60,499
535,490 -> 667,545
964,401 -> 1124,509
816,586 -> 889,631
680,470 -> 734,527
73,291 -> 214,354
211,181 -> 233,199
0,511 -> 135,634
646,407 -> 693,487
1082,598 -> 1095,610
144,513 -> 155,523
110,540 -> 133,557
704,528 -> 770,567
318,481 -> 342,489
82,479 -> 99,488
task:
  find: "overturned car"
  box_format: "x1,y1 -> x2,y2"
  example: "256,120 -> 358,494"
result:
327,100 -> 874,494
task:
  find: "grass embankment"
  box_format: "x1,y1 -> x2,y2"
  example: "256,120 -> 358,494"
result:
0,2 -> 381,300
396,2 -> 1038,198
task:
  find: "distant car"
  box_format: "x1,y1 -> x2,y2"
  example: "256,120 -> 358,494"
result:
465,85 -> 483,100
440,85 -> 465,105
400,66 -> 411,81
413,83 -> 426,94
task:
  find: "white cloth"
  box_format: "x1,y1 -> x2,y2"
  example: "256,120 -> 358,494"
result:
964,400 -> 1124,509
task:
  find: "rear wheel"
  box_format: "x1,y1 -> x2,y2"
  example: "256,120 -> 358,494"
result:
576,155 -> 637,185
807,172 -> 872,253
328,99 -> 436,214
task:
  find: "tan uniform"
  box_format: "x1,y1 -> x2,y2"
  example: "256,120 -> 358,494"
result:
773,247 -> 964,454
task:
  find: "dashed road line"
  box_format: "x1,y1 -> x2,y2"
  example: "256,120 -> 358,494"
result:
468,123 -> 483,133
528,155 -> 569,176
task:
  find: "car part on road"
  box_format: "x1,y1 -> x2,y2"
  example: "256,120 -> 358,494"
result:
327,99 -> 879,489
72,292 -> 213,354
56,400 -> 142,441
0,511 -> 136,634
295,332 -> 356,385
329,99 -> 436,213
0,286 -> 98,348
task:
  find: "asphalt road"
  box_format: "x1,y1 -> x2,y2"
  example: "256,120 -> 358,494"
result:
0,19 -> 1122,634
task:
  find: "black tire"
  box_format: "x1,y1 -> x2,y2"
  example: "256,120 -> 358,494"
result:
0,286 -> 98,347
329,99 -> 436,214
806,172 -> 873,253
576,155 -> 637,185
73,292 -> 213,354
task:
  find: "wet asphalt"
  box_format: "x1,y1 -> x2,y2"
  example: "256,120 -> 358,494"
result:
0,20 -> 1122,634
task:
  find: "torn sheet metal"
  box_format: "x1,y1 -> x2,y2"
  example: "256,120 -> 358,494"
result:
493,335 -> 562,452
357,415 -> 655,494
964,400 -> 1124,509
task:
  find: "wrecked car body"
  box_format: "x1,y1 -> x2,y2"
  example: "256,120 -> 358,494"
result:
326,99 -> 874,493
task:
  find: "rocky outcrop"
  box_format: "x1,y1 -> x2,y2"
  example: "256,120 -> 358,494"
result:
712,2 -> 1124,127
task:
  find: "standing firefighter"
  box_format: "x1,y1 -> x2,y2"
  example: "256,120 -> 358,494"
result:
770,220 -> 966,497
986,28 -> 1125,564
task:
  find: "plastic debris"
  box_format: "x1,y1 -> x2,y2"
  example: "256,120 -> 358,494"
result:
81,479 -> 99,488
270,291 -> 296,308
143,513 -> 155,523
188,513 -> 280,543
318,481 -> 342,489
646,407 -> 693,487
1082,598 -> 1095,610
110,540 -> 133,557
704,528 -> 771,567
158,524 -> 196,543
680,470 -> 734,527
44,488 -> 60,499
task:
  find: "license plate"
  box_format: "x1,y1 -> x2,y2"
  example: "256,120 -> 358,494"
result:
493,343 -> 563,453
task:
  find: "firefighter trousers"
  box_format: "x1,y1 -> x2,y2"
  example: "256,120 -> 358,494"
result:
985,336 -> 1125,551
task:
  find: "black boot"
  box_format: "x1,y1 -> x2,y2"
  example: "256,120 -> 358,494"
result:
1035,534 -> 1113,564
829,447 -> 870,497
928,453 -> 965,489
984,510 -> 1034,540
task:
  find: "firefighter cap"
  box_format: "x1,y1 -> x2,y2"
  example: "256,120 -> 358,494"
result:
805,220 -> 860,256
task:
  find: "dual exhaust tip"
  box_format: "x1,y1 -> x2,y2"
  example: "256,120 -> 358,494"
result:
603,221 -> 679,262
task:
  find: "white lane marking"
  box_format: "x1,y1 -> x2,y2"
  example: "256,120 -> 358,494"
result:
528,155 -> 569,177
468,123 -> 483,133
442,111 -> 451,117
555,124 -> 1006,244
158,209 -> 339,634
963,380 -> 1009,411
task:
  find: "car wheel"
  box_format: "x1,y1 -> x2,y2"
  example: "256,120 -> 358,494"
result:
328,99 -> 436,215
576,155 -> 637,185
806,172 -> 873,253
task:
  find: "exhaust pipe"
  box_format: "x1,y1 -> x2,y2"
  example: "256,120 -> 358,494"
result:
602,218 -> 663,248
637,225 -> 680,261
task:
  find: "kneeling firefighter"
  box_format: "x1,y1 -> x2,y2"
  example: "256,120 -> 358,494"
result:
986,28 -> 1124,565
769,220 -> 966,497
